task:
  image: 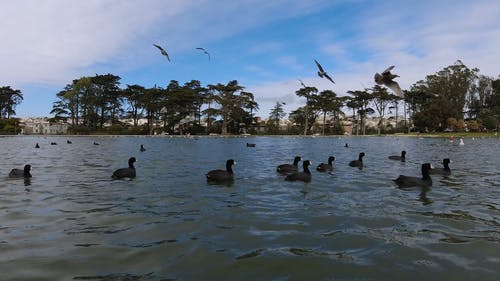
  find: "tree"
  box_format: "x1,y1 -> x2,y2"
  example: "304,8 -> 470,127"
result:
410,60 -> 479,131
295,86 -> 318,135
123,84 -> 146,126
205,80 -> 254,135
347,90 -> 372,135
370,85 -> 397,134
0,86 -> 23,119
268,101 -> 287,133
311,90 -> 342,135
289,106 -> 318,134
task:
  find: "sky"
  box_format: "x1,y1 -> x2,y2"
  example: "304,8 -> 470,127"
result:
2,0 -> 500,118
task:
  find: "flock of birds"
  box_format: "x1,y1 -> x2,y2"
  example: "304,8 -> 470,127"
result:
152,43 -> 404,97
7,142 -> 451,191
205,148 -> 451,187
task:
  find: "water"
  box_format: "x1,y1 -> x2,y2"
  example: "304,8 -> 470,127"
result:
1,135 -> 499,281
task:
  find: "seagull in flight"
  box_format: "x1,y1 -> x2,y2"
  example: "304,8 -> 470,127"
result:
374,65 -> 403,97
298,79 -> 307,88
153,44 -> 170,62
196,47 -> 210,60
314,59 -> 335,84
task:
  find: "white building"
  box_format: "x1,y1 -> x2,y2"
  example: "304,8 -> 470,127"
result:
20,118 -> 69,135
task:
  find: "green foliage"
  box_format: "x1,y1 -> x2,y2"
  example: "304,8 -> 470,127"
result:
0,118 -> 20,134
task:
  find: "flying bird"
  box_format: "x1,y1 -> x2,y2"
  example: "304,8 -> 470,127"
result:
374,65 -> 403,97
196,47 -> 210,60
298,79 -> 307,88
314,59 -> 335,84
153,44 -> 170,62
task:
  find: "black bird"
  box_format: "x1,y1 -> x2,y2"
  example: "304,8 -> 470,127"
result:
429,158 -> 451,176
344,143 -> 349,148
206,159 -> 235,184
50,142 -> 57,145
9,164 -> 32,178
389,150 -> 406,161
140,144 -> 146,152
153,44 -> 171,61
374,65 -> 403,97
35,143 -> 40,148
112,157 -> 136,179
349,152 -> 365,168
393,163 -> 432,188
285,160 -> 312,182
316,156 -> 335,172
93,142 -> 100,145
298,79 -> 307,88
314,59 -> 335,84
277,156 -> 302,174
246,143 -> 256,147
67,140 -> 72,144
196,47 -> 210,60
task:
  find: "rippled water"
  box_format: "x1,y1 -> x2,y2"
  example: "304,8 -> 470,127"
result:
1,135 -> 499,280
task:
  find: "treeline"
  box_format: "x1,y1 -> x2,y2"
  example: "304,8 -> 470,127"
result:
51,75 -> 258,134
1,60 -> 499,135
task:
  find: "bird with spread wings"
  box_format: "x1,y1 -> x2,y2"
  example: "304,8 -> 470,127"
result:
374,65 -> 403,97
153,44 -> 170,62
314,59 -> 335,84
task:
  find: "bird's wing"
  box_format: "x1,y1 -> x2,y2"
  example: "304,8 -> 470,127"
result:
323,73 -> 335,84
196,47 -> 210,60
382,65 -> 395,75
385,80 -> 404,97
314,59 -> 325,72
298,79 -> 306,88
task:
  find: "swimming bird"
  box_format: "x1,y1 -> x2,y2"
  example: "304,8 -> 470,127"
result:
314,59 -> 335,84
50,142 -> 57,145
344,143 -> 349,148
374,65 -> 403,97
9,164 -> 32,178
316,156 -> 335,172
196,47 -> 210,60
393,163 -> 432,188
67,140 -> 72,144
206,159 -> 235,184
246,143 -> 256,147
93,142 -> 100,145
140,144 -> 146,152
389,150 -> 406,161
429,158 -> 451,176
112,157 -> 136,179
35,143 -> 40,148
349,152 -> 365,168
285,160 -> 312,182
277,156 -> 302,174
153,44 -> 171,61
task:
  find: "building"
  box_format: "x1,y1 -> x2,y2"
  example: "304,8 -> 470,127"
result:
20,117 -> 69,135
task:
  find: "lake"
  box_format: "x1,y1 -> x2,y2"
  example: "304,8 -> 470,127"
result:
1,135 -> 499,280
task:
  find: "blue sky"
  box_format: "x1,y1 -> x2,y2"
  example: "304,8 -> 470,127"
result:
2,0 -> 500,118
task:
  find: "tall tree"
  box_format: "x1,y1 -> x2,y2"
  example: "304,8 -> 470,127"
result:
0,86 -> 23,119
205,80 -> 246,135
268,101 -> 287,133
370,85 -> 396,134
347,90 -> 372,135
295,86 -> 318,135
311,90 -> 341,135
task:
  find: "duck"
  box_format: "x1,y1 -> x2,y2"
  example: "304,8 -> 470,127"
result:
316,156 -> 335,172
67,140 -> 72,144
277,156 -> 302,174
50,142 -> 57,145
429,158 -> 451,176
349,152 -> 365,168
35,143 -> 40,148
140,144 -> 146,152
112,157 -> 136,179
393,163 -> 432,188
389,150 -> 406,161
285,160 -> 312,182
246,143 -> 256,147
9,164 -> 32,178
206,159 -> 235,184
93,142 -> 100,145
